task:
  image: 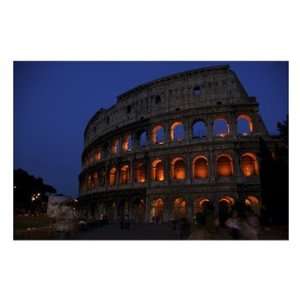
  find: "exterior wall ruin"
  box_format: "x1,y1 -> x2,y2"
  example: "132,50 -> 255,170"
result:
78,65 -> 275,223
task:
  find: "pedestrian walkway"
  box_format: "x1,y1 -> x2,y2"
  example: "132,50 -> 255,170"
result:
70,223 -> 180,240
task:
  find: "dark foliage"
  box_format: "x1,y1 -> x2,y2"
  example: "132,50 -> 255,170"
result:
14,169 -> 56,214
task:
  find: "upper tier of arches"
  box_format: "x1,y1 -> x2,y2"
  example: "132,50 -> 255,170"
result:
83,113 -> 259,168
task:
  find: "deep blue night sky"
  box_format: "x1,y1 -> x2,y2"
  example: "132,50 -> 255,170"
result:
14,61 -> 288,196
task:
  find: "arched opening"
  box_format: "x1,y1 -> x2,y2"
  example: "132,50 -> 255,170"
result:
217,154 -> 234,176
173,198 -> 187,220
152,159 -> 165,182
108,167 -> 117,186
151,125 -> 165,144
193,156 -> 209,179
241,153 -> 259,176
135,161 -> 146,183
111,139 -> 120,154
122,134 -> 132,151
138,130 -> 147,147
213,118 -> 230,137
194,198 -> 210,224
192,120 -> 207,139
95,150 -> 101,161
132,199 -> 145,223
194,198 -> 209,214
151,198 -> 164,223
171,157 -> 186,180
170,121 -> 184,142
219,196 -> 235,226
92,172 -> 99,188
245,195 -> 261,215
237,114 -> 253,135
120,164 -> 130,185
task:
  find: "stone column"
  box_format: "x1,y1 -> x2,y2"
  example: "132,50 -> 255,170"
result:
229,113 -> 237,138
207,118 -> 214,141
187,196 -> 193,222
209,149 -> 216,183
129,157 -> 134,185
185,119 -> 192,143
234,150 -> 241,178
185,153 -> 192,185
145,195 -> 151,223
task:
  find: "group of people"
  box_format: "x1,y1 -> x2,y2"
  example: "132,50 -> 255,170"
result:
192,203 -> 261,240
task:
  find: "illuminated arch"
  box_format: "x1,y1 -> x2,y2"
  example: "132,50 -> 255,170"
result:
171,157 -> 186,180
151,198 -> 164,221
152,159 -> 165,181
170,121 -> 184,142
111,139 -> 120,154
173,198 -> 188,219
192,120 -> 207,138
237,114 -> 253,135
193,155 -> 209,179
245,195 -> 261,215
92,171 -> 99,188
213,118 -> 230,137
219,196 -> 235,206
120,164 -> 130,185
241,153 -> 259,176
122,134 -> 132,151
95,149 -> 101,161
135,161 -> 146,183
151,125 -> 165,144
108,167 -> 117,186
194,198 -> 209,214
217,154 -> 234,176
245,195 -> 260,207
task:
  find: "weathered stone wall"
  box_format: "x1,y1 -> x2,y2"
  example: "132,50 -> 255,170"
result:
79,65 -> 273,223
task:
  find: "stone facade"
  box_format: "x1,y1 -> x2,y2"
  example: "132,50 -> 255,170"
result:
78,65 -> 276,223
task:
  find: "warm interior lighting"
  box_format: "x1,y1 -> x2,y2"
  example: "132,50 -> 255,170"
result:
194,198 -> 209,213
120,165 -> 130,184
152,125 -> 165,144
171,157 -> 186,180
135,162 -> 146,183
245,196 -> 259,206
151,198 -> 164,219
217,155 -> 233,176
219,196 -> 235,206
109,167 -> 117,186
95,151 -> 101,161
241,153 -> 259,176
173,198 -> 187,219
193,156 -> 208,179
112,139 -> 119,154
152,159 -> 165,181
122,135 -> 132,151
170,121 -> 184,141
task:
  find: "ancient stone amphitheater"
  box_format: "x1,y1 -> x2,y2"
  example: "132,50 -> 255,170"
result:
78,65 -> 275,223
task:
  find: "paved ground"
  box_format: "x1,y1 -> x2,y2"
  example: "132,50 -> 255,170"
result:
14,220 -> 288,240
68,223 -> 288,240
69,223 -> 181,240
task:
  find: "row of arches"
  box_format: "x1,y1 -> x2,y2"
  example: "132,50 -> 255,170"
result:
83,114 -> 254,167
82,152 -> 259,191
150,195 -> 261,221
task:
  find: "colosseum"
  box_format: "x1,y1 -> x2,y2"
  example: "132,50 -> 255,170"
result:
78,65 -> 276,224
